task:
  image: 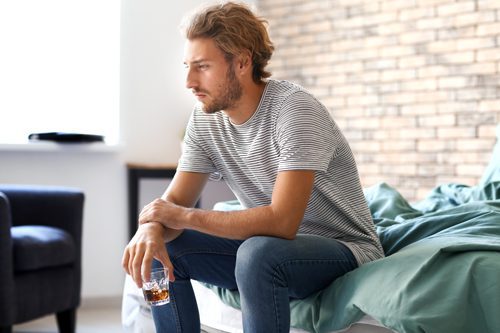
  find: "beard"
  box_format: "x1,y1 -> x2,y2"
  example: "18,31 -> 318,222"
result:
200,64 -> 243,114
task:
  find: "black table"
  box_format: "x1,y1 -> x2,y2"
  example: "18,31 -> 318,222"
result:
127,164 -> 176,240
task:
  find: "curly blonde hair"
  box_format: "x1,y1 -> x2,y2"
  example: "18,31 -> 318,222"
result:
182,1 -> 275,83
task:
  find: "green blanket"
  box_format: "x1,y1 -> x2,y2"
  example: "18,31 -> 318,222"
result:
208,139 -> 500,333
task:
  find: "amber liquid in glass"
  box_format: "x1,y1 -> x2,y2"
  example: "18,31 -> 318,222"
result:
143,286 -> 169,306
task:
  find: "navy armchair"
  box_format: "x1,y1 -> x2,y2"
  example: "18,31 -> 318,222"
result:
0,185 -> 84,333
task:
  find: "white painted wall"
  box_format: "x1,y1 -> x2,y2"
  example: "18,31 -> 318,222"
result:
121,0 -> 255,165
120,0 -> 202,165
0,0 -> 254,300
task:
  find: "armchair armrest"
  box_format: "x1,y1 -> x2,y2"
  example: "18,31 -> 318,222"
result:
0,192 -> 15,320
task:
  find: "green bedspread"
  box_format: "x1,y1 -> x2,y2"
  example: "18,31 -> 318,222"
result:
208,139 -> 500,333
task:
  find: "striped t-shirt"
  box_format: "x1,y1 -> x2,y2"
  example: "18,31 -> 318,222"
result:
178,79 -> 384,265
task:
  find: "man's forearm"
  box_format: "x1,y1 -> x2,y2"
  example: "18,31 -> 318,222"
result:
148,170 -> 313,241
181,205 -> 298,240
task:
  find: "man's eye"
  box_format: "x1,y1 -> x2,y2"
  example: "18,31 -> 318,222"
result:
198,64 -> 208,70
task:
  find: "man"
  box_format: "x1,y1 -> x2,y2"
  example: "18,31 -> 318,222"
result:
122,2 -> 384,332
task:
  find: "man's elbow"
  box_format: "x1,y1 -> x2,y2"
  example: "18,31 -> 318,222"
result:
278,218 -> 301,240
281,232 -> 297,240
268,206 -> 301,240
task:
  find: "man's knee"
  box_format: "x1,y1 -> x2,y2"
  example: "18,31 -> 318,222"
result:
235,236 -> 280,284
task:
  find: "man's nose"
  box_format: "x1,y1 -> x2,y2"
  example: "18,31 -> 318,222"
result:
185,68 -> 197,90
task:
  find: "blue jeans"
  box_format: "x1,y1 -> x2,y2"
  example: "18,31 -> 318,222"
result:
151,230 -> 357,333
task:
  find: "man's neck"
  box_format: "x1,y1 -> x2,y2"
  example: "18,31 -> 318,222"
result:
224,81 -> 267,125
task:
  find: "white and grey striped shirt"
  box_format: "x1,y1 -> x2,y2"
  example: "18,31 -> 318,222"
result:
178,79 -> 384,265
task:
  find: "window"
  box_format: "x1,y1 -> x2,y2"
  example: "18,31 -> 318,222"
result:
0,0 -> 120,144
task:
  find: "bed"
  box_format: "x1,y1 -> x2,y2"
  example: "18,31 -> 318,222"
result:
123,131 -> 500,333
122,277 -> 394,333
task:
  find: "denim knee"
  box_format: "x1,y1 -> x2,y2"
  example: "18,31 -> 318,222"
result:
235,236 -> 281,288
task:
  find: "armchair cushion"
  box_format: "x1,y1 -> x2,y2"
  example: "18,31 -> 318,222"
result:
12,225 -> 76,272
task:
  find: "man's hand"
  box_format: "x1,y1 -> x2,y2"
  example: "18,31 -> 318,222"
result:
138,198 -> 185,229
121,222 -> 175,287
122,171 -> 208,287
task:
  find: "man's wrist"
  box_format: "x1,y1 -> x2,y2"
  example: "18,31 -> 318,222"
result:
181,206 -> 197,230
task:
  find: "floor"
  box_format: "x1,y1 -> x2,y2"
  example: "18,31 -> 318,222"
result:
12,297 -> 222,333
13,298 -> 123,333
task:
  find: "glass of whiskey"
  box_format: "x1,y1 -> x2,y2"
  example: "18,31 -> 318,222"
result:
142,267 -> 170,306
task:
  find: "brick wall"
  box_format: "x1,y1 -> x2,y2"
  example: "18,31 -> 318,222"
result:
257,0 -> 500,201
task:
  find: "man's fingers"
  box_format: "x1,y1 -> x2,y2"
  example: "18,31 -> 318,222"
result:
121,247 -> 130,275
121,222 -> 172,289
131,244 -> 146,288
138,200 -> 159,224
141,249 -> 154,284
158,251 -> 175,282
138,198 -> 169,225
126,244 -> 138,277
138,205 -> 149,224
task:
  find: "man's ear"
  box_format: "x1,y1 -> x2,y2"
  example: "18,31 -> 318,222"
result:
236,50 -> 252,74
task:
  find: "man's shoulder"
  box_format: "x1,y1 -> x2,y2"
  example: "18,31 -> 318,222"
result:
266,79 -> 308,96
265,79 -> 327,115
264,79 -> 317,108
